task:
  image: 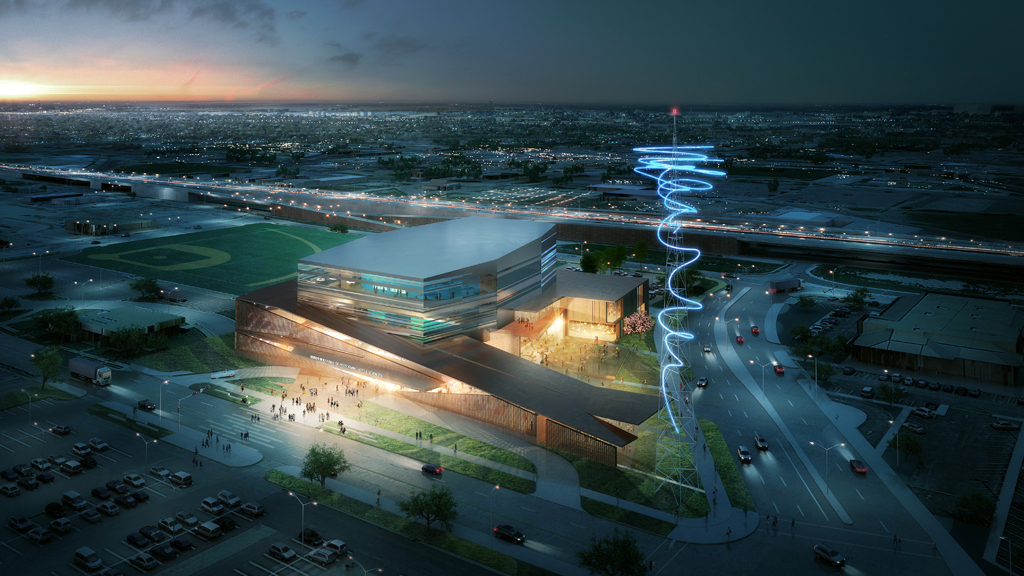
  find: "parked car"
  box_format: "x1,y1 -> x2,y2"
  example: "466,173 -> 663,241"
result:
849,460 -> 868,474
169,536 -> 195,551
1,484 -> 20,497
878,373 -> 891,382
842,366 -> 855,375
268,542 -> 297,562
942,384 -> 955,393
72,443 -> 92,458
955,386 -> 969,396
493,524 -> 526,544
892,374 -> 904,384
0,469 -> 18,481
92,487 -> 112,500
149,466 -> 170,481
139,525 -> 167,543
27,526 -> 53,544
114,494 -> 137,509
13,463 -> 32,477
991,421 -> 1022,431
130,490 -> 150,503
9,515 -> 33,532
130,553 -> 158,571
860,387 -> 875,399
36,472 -> 55,484
50,517 -> 73,535
98,502 -> 120,516
309,548 -> 337,566
106,480 -> 129,495
214,516 -> 237,532
421,464 -> 443,476
47,454 -> 66,467
88,438 -> 109,452
123,474 -> 146,488
737,446 -> 752,464
31,458 -> 51,471
81,508 -> 103,524
324,539 -> 349,555
968,388 -> 982,398
158,517 -> 183,534
914,379 -> 929,389
240,502 -> 265,517
813,543 -> 846,567
17,476 -> 39,491
51,425 -> 71,436
45,502 -> 67,518
63,491 -> 87,510
80,456 -> 98,469
201,497 -> 224,515
901,422 -> 926,435
150,545 -> 178,562
929,381 -> 942,391
217,490 -> 241,508
911,407 -> 935,419
74,547 -> 104,571
175,512 -> 199,528
126,532 -> 151,548
297,528 -> 324,546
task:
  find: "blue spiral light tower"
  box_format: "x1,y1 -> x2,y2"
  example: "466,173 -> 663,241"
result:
633,110 -> 724,507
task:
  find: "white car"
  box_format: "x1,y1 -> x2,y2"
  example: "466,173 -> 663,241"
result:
88,438 -> 109,452
217,490 -> 241,508
175,512 -> 199,528
31,458 -> 51,471
910,407 -> 935,419
123,474 -> 146,488
158,517 -> 183,534
201,497 -> 224,515
72,443 -> 92,457
149,466 -> 170,480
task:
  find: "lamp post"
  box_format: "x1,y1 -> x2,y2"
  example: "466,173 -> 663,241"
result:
889,419 -> 900,466
750,360 -> 776,400
22,389 -> 35,422
345,555 -> 382,575
288,492 -> 317,548
1000,536 -> 1013,575
136,433 -> 156,467
809,441 -> 845,496
490,485 -> 501,547
159,380 -> 169,424
33,250 -> 49,273
807,354 -> 818,401
829,269 -> 836,293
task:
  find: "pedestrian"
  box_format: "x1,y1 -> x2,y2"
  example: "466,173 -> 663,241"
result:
199,461 -> 203,470
897,534 -> 901,547
893,534 -> 898,546
454,443 -> 457,456
195,446 -> 198,454
743,505 -> 747,518
726,528 -> 732,539
713,496 -> 717,508
649,560 -> 654,572
791,518 -> 795,530
240,431 -> 243,440
216,434 -> 219,444
257,415 -> 260,423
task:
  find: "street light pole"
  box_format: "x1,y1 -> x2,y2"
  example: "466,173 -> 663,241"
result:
22,389 -> 34,422
750,360 -> 775,400
159,380 -> 169,424
136,433 -> 156,467
490,485 -> 500,547
807,354 -> 818,401
889,419 -> 900,466
809,441 -> 845,496
288,492 -> 317,548
1000,536 -> 1013,575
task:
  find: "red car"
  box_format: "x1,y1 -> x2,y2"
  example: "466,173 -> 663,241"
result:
751,326 -> 760,335
736,336 -> 744,344
774,365 -> 785,375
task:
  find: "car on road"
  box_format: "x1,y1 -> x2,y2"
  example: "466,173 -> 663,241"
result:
158,517 -> 183,534
774,365 -> 785,375
860,387 -> 875,399
217,490 -> 241,508
901,422 -> 926,435
127,532 -> 150,548
175,512 -> 199,528
751,326 -> 760,335
27,526 -> 53,544
121,233 -> 131,237
849,460 -> 868,474
911,407 -> 935,419
735,336 -> 744,344
124,474 -> 146,488
72,443 -> 92,457
81,508 -> 103,524
130,553 -> 158,571
737,446 -> 752,464
150,545 -> 178,562
9,515 -> 33,533
98,502 -> 120,516
421,464 -> 443,476
51,425 -> 71,435
92,487 -> 112,500
140,526 -> 167,543
36,472 -> 55,484
842,366 -> 855,375
200,497 -> 224,515
149,466 -> 170,481
106,480 -> 129,494
813,543 -> 846,567
753,433 -> 768,450
298,528 -> 324,546
240,502 -> 265,517
17,476 -> 39,490
702,344 -> 712,353
137,399 -> 156,411
45,502 -> 66,518
194,225 -> 202,229
169,536 -> 195,551
494,524 -> 526,544
50,517 -> 73,535
696,377 -> 708,388
268,542 -> 297,562
991,421 -> 1022,431
31,458 -> 51,471
114,494 -> 138,509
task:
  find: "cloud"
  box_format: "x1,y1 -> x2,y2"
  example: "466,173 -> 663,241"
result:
285,9 -> 304,19
0,0 -> 29,16
63,0 -> 277,41
374,34 -> 426,59
328,52 -> 362,67
182,69 -> 200,88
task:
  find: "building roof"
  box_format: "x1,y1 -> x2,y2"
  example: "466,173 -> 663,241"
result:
300,217 -> 555,281
241,280 -> 659,446
516,269 -> 645,312
78,306 -> 185,335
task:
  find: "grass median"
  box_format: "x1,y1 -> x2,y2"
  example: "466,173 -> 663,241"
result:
0,385 -> 77,410
321,423 -> 535,494
700,418 -> 755,513
265,469 -> 558,576
189,382 -> 262,406
355,401 -> 536,474
87,404 -> 174,439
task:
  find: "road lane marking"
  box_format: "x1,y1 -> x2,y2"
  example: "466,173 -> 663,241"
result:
780,476 -> 787,487
797,505 -> 805,517
802,418 -> 807,425
879,520 -> 889,533
774,438 -> 830,522
788,400 -> 794,407
855,489 -> 865,501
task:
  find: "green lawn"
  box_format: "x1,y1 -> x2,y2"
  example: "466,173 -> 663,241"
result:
321,425 -> 535,493
615,350 -> 660,385
134,334 -> 262,374
86,404 -> 174,439
226,377 -> 288,397
580,497 -> 676,536
617,330 -> 657,354
356,402 -> 536,474
62,223 -> 359,295
265,470 -> 558,576
700,418 -> 755,513
0,385 -> 77,410
189,382 -> 262,407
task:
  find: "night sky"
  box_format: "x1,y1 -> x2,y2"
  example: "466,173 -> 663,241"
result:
0,0 -> 1020,104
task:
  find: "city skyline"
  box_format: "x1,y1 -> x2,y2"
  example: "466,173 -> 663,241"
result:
0,0 -> 1021,104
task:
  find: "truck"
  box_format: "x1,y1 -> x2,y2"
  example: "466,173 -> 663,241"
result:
69,357 -> 112,386
769,277 -> 803,294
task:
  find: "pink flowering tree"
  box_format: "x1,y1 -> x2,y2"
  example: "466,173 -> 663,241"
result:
623,311 -> 655,336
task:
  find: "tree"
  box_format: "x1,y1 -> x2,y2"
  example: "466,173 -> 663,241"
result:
300,442 -> 351,487
328,223 -> 349,234
147,332 -> 170,351
815,363 -> 836,382
31,346 -> 62,390
575,528 -> 646,576
789,324 -> 812,341
876,382 -> 907,408
397,485 -> 459,533
580,252 -> 600,274
25,272 -> 55,295
796,295 -> 817,309
842,287 -> 871,310
108,325 -> 147,357
129,277 -> 161,299
954,490 -> 995,526
605,245 -> 629,272
33,307 -> 80,342
623,311 -> 655,336
887,431 -> 923,461
633,240 -> 649,264
0,295 -> 19,312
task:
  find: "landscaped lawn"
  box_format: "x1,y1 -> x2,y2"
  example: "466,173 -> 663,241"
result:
0,385 -> 77,410
86,404 -> 173,439
134,334 -> 262,374
615,351 -> 660,385
700,418 -> 755,513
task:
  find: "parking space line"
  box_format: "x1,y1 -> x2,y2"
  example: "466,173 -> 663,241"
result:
110,448 -> 131,457
797,504 -> 805,517
2,433 -> 31,447
97,453 -> 117,462
0,444 -> 14,453
1,537 -> 24,555
879,520 -> 889,533
148,487 -> 166,498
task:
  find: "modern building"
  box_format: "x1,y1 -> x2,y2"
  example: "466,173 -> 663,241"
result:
78,306 -> 185,345
851,293 -> 1024,386
237,217 -> 658,465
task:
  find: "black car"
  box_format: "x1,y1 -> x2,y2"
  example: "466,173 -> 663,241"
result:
493,524 -> 526,545
942,384 -> 955,393
131,490 -> 150,503
929,381 -> 942,391
44,502 -> 66,518
914,379 -> 929,388
297,528 -> 323,546
127,532 -> 150,548
36,472 -> 55,484
80,456 -> 98,470
92,487 -> 112,500
114,494 -> 138,509
150,545 -> 178,561
842,366 -> 855,375
137,399 -> 156,411
214,516 -> 237,532
51,425 -> 71,435
954,386 -> 969,396
106,480 -> 129,495
0,469 -> 18,481
17,477 -> 39,490
421,464 -> 443,476
9,514 -> 33,533
169,536 -> 195,551
13,464 -> 32,477
139,526 -> 167,542
968,388 -> 982,398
